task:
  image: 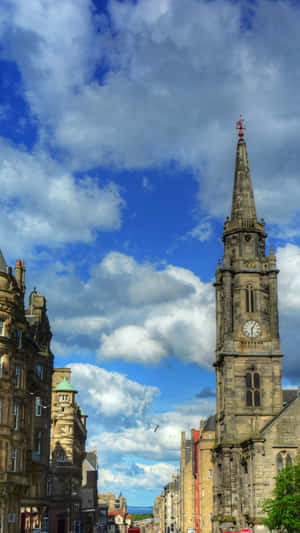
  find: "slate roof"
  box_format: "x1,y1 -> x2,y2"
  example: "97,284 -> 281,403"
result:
86,451 -> 97,469
55,375 -> 77,392
261,392 -> 300,435
283,389 -> 298,405
203,414 -> 216,431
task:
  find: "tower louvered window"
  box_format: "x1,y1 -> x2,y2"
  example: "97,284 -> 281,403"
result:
246,371 -> 260,406
246,285 -> 255,312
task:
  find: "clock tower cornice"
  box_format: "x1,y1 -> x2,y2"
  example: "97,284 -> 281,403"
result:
222,226 -> 267,241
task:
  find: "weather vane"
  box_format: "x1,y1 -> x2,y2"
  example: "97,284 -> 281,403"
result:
236,115 -> 246,138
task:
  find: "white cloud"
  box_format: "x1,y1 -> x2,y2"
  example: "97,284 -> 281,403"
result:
100,462 -> 177,492
67,363 -> 215,462
34,251 -> 215,366
272,243 -> 300,381
0,0 -> 99,123
277,244 -> 300,311
2,0 -> 300,227
67,361 -> 214,493
142,176 -> 153,191
0,139 -> 124,256
100,325 -> 167,364
184,219 -> 213,242
68,363 -> 159,422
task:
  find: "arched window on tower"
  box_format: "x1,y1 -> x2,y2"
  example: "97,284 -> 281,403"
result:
246,390 -> 252,407
245,370 -> 260,407
246,285 -> 255,313
254,373 -> 260,406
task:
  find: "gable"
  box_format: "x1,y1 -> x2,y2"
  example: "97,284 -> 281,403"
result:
261,396 -> 300,448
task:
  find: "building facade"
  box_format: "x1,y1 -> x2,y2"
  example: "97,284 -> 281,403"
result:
180,417 -> 215,533
212,130 -> 300,532
0,253 -> 53,533
153,475 -> 179,533
50,368 -> 87,533
98,493 -> 128,514
198,417 -> 215,533
152,496 -> 161,533
180,431 -> 194,533
81,449 -> 98,532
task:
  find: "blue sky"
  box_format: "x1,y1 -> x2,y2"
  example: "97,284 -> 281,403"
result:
1,0 -> 300,505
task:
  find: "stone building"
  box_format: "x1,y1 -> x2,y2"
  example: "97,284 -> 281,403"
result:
0,253 -> 53,533
152,496 -> 161,533
107,509 -> 131,533
198,416 -> 215,533
212,129 -> 300,532
180,417 -> 215,533
50,368 -> 87,533
81,449 -> 98,532
153,478 -> 179,533
180,431 -> 194,533
163,474 -> 180,533
98,492 -> 128,513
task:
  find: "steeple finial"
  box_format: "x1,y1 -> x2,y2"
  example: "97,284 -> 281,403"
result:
230,117 -> 257,224
236,115 -> 246,138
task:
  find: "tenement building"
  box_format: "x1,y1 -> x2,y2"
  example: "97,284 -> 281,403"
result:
81,449 -> 99,532
0,254 -> 53,533
212,126 -> 300,532
179,417 -> 215,533
50,368 -> 87,533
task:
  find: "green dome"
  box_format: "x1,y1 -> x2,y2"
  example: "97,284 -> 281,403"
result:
55,375 -> 77,393
80,407 -> 87,417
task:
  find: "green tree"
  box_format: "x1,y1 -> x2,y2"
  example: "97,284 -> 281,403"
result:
262,458 -> 300,533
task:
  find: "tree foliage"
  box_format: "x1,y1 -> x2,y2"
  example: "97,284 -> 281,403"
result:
262,457 -> 300,533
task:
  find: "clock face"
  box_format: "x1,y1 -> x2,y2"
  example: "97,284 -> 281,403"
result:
243,320 -> 261,338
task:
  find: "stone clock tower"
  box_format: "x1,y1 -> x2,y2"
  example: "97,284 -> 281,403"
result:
214,132 -> 283,445
211,125 -> 297,531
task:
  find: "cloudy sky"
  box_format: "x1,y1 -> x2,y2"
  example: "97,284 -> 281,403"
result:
1,0 -> 300,506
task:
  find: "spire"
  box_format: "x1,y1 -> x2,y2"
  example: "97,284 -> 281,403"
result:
231,118 -> 257,224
